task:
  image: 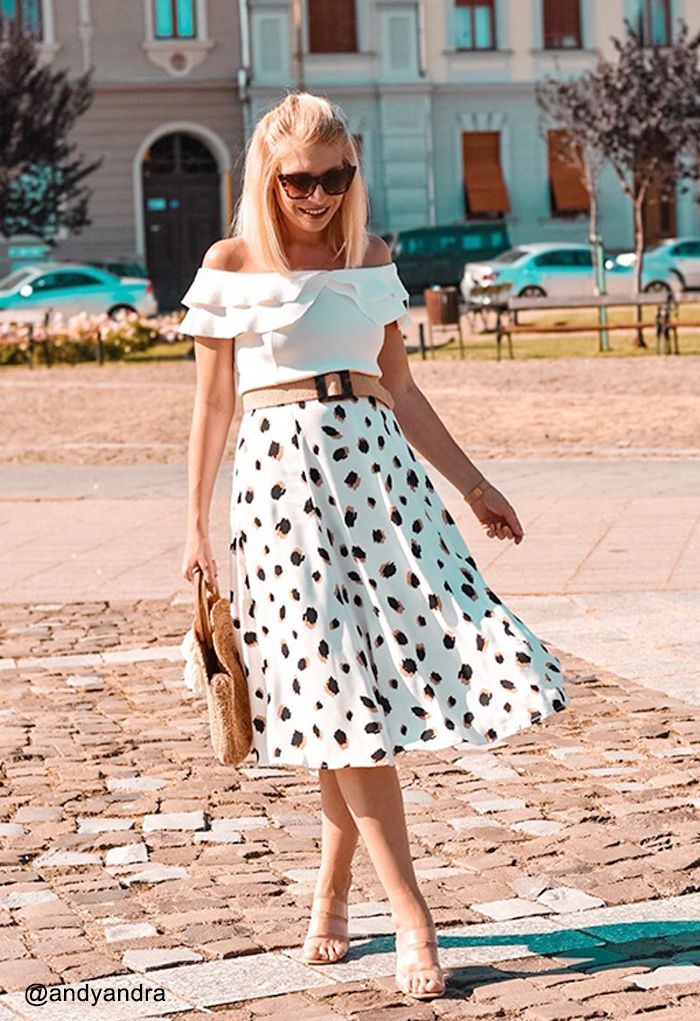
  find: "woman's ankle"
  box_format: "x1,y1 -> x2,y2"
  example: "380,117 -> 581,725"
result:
390,887 -> 432,927
313,868 -> 352,899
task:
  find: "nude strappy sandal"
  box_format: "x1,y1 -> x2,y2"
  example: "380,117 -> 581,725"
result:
302,894 -> 349,964
394,921 -> 451,999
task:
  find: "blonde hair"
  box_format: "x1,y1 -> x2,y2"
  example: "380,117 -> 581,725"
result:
229,91 -> 369,274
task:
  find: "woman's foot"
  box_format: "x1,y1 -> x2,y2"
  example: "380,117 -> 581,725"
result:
302,879 -> 351,964
392,895 -> 449,999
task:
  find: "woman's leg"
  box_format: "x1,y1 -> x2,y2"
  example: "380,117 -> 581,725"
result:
304,768 -> 360,961
332,764 -> 444,995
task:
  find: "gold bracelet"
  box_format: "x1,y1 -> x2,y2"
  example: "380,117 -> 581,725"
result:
463,478 -> 490,505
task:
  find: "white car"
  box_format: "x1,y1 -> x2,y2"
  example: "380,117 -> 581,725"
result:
461,242 -> 636,303
617,237 -> 700,295
0,262 -> 158,320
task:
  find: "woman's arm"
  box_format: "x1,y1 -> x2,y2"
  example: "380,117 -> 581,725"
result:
377,321 -> 524,544
181,244 -> 238,584
377,321 -> 485,496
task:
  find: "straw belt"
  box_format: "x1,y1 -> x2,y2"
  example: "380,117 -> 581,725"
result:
240,369 -> 395,413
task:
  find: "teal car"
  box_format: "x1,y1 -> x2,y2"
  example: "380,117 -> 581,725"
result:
0,262 -> 158,320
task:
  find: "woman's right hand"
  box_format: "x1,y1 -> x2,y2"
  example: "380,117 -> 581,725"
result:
182,531 -> 219,588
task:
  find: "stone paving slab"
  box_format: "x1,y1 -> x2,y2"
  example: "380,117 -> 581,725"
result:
0,603 -> 699,1018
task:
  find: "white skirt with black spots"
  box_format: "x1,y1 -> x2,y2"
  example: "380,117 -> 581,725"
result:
228,393 -> 570,770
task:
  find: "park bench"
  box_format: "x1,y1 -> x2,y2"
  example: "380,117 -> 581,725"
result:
494,292 -> 678,360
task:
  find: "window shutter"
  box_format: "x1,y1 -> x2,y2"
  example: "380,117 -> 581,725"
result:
462,132 -> 510,216
548,130 -> 589,213
308,0 -> 357,53
543,0 -> 581,49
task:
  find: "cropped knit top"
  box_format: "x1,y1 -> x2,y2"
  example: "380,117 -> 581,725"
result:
176,262 -> 412,397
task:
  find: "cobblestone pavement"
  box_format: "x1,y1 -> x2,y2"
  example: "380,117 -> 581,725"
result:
0,599 -> 699,1019
1,358 -> 699,1018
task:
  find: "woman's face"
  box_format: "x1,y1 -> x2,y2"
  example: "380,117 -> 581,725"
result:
275,142 -> 352,237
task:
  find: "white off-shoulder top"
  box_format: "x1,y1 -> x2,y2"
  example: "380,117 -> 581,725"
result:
176,262 -> 412,398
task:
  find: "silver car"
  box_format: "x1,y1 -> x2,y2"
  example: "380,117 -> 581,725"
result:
618,237 -> 700,296
461,242 -> 635,302
0,262 -> 158,320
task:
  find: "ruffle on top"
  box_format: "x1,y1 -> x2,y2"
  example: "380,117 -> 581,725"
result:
177,262 -> 412,339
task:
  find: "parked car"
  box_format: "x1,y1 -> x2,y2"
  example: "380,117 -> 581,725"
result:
0,262 -> 158,319
461,242 -> 639,303
616,237 -> 700,295
389,222 -> 512,294
84,258 -> 149,279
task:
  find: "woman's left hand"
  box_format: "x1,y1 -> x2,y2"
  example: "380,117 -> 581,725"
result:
468,483 -> 524,544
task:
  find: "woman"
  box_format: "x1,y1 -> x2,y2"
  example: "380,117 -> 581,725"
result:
178,91 -> 570,1001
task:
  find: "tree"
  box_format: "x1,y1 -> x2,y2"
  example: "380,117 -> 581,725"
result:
535,76 -> 606,295
536,18 -> 700,343
0,12 -> 103,243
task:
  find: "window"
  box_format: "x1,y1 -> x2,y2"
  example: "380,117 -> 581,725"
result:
547,130 -> 589,216
673,241 -> 700,257
397,234 -> 428,258
534,248 -> 588,267
462,132 -> 510,218
0,0 -> 43,39
454,0 -> 495,51
56,272 -> 103,287
494,248 -> 530,264
31,273 -> 70,292
638,0 -> 671,46
154,0 -> 196,40
542,0 -> 581,49
0,268 -> 34,291
308,0 -> 357,53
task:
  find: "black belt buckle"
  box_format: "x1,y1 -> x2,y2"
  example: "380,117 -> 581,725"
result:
314,369 -> 354,402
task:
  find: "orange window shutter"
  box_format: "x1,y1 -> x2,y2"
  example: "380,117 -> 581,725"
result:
462,132 -> 510,214
308,0 -> 357,52
548,130 -> 589,212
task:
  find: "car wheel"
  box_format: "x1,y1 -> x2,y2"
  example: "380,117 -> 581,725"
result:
643,280 -> 671,296
108,304 -> 138,322
518,286 -> 546,298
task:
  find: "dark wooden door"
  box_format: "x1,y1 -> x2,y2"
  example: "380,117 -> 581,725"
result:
642,173 -> 677,246
143,133 -> 221,312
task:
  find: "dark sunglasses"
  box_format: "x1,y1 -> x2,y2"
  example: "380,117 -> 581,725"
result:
277,161 -> 357,199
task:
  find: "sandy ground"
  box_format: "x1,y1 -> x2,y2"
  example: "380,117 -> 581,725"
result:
1,353 -> 698,464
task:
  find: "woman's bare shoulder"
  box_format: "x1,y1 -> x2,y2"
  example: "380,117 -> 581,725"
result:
201,237 -> 250,272
362,234 -> 393,268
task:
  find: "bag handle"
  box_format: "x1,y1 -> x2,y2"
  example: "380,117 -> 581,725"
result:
193,566 -> 220,650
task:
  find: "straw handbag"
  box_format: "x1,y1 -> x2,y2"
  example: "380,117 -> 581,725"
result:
184,565 -> 253,766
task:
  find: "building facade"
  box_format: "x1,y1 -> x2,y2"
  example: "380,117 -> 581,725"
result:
1,0 -> 246,308
244,0 -> 700,250
3,0 -> 700,307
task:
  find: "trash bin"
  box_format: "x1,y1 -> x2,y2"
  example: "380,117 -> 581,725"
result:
422,285 -> 464,356
423,285 -> 461,326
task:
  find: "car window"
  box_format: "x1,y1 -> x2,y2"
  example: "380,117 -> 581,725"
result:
0,268 -> 35,290
674,241 -> 700,257
397,234 -> 428,257
57,272 -> 104,287
432,232 -> 460,253
534,249 -> 582,267
32,273 -> 70,291
573,249 -> 593,267
493,247 -> 529,264
462,234 -> 486,251
460,230 -> 507,251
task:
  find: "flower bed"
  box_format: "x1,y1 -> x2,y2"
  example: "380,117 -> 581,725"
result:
0,309 -> 187,366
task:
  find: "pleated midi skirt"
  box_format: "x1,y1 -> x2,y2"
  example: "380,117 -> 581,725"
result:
228,393 -> 570,770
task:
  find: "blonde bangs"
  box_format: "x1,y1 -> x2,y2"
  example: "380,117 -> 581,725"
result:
229,91 -> 369,274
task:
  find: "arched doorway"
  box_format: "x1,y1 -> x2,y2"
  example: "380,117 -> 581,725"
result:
142,132 -> 221,311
